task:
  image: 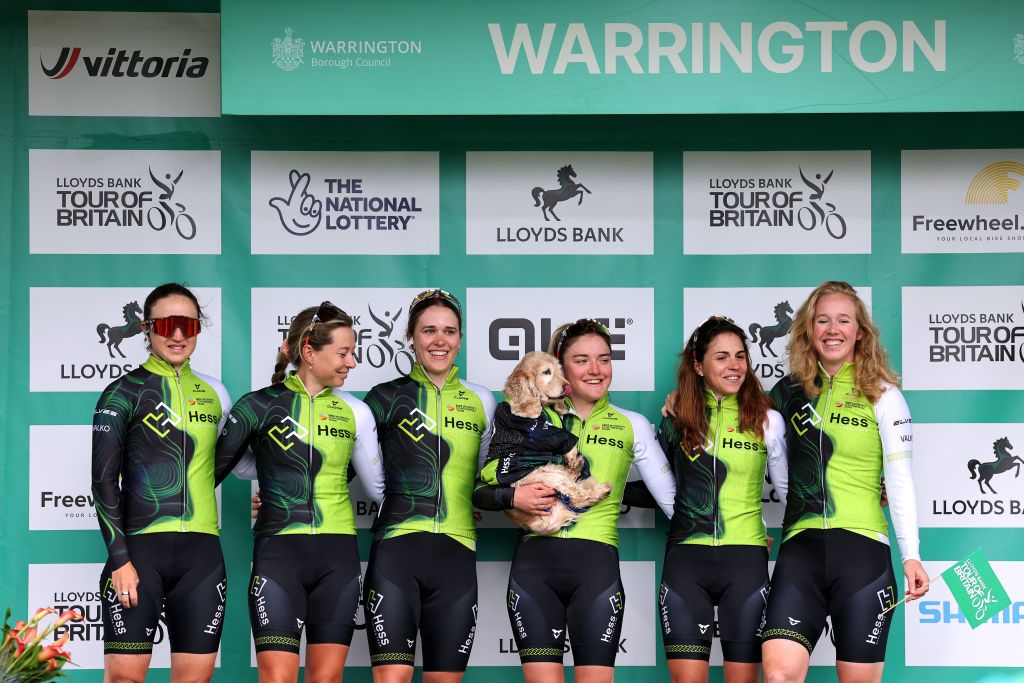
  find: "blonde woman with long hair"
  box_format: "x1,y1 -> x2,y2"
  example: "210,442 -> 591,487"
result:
761,281 -> 927,683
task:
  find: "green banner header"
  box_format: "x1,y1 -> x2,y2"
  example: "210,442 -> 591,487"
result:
222,0 -> 1024,115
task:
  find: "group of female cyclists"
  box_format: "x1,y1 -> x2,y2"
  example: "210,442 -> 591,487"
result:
92,281 -> 927,683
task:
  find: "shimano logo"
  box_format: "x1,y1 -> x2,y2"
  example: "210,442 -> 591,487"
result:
488,317 -> 629,361
41,47 -> 209,80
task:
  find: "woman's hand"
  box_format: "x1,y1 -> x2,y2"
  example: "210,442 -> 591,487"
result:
112,561 -> 140,609
251,491 -> 261,520
660,392 -> 678,418
903,559 -> 930,601
513,483 -> 556,516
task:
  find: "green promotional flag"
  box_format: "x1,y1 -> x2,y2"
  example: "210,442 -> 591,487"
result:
940,549 -> 1012,629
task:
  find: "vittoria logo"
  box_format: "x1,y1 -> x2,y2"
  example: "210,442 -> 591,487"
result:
967,437 -> 1021,495
268,416 -> 308,451
531,164 -> 592,221
272,28 -> 305,72
966,162 -> 1024,205
40,46 -> 209,79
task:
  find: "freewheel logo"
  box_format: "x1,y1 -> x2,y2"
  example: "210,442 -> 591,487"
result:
142,402 -> 181,438
966,162 -> 1024,205
272,27 -> 304,71
398,408 -> 436,441
268,416 -> 308,450
40,46 -> 209,80
790,403 -> 822,436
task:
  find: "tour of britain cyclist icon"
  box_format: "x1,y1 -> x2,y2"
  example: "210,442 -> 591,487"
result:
148,167 -> 197,240
798,167 -> 847,240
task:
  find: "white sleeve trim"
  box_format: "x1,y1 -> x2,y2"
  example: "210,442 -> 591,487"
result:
335,389 -> 385,504
620,406 -> 676,519
874,384 -> 920,563
765,409 -> 789,507
462,380 -> 498,471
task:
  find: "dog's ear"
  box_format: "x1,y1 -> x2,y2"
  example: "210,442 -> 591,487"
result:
504,356 -> 543,418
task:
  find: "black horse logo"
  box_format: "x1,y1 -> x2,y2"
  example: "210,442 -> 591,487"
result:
748,301 -> 794,358
96,301 -> 144,359
531,164 -> 592,221
968,437 -> 1023,494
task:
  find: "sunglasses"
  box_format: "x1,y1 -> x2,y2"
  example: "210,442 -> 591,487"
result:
305,300 -> 345,347
410,288 -> 462,314
553,318 -> 611,358
690,315 -> 743,360
146,315 -> 201,338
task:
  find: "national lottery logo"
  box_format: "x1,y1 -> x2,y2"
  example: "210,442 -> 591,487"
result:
530,164 -> 592,221
269,169 -> 422,236
272,27 -> 305,72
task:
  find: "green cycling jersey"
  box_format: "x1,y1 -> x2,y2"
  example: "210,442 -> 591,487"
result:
214,373 -> 384,536
657,390 -> 787,546
92,356 -> 231,569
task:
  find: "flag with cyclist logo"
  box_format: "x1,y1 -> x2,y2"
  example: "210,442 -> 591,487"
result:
941,549 -> 1012,629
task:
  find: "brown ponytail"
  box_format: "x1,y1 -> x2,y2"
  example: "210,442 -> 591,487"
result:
271,305 -> 353,383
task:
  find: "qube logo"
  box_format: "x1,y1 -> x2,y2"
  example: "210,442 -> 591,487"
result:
530,164 -> 592,221
790,403 -> 822,437
488,317 -> 629,361
398,408 -> 435,442
270,170 -> 322,236
272,27 -> 305,72
96,300 -> 144,359
268,416 -> 307,450
965,161 -> 1024,205
142,402 -> 181,438
968,437 -> 1022,494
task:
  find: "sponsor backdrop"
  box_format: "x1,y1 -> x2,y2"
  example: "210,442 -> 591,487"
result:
2,2 -> 1023,682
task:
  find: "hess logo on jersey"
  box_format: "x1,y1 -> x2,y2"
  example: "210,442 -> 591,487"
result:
142,402 -> 181,438
790,403 -> 822,436
268,416 -> 308,450
398,408 -> 436,441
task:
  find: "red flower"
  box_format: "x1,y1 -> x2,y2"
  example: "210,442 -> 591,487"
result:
54,610 -> 83,628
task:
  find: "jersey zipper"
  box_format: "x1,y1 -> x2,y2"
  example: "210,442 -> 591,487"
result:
434,383 -> 442,534
561,412 -> 584,539
820,373 -> 836,530
309,393 -> 317,534
175,369 -> 187,532
713,397 -> 724,546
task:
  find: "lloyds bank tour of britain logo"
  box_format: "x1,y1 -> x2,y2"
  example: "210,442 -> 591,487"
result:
269,169 -> 423,237
277,302 -> 414,375
55,166 -> 199,240
709,166 -> 847,239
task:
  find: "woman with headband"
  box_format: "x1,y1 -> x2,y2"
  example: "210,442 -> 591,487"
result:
476,318 -> 675,683
215,302 -> 385,683
658,316 -> 787,683
361,289 -> 496,683
762,281 -> 926,683
92,283 -> 232,683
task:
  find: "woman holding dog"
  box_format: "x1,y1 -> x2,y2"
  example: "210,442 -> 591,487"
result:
477,318 -> 675,683
361,288 -> 496,683
658,316 -> 788,683
215,302 -> 384,683
762,281 -> 927,683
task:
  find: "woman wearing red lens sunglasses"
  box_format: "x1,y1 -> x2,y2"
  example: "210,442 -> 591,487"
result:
92,283 -> 234,683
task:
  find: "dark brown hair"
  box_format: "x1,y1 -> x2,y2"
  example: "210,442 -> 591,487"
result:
272,304 -> 354,384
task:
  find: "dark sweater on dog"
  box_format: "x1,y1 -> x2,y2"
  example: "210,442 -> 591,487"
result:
487,401 -> 579,485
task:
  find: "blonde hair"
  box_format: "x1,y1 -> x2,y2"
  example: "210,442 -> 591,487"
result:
788,281 -> 898,403
272,305 -> 353,384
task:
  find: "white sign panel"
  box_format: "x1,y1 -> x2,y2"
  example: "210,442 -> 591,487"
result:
915,424 -> 1024,528
472,561 -> 656,666
28,11 -> 220,117
29,287 -> 222,392
466,288 -> 655,392
683,151 -> 871,254
250,152 -> 439,255
250,288 -> 422,392
27,563 -> 175,669
30,149 -> 221,254
906,561 -> 1024,667
466,152 -> 654,255
901,286 -> 1024,391
902,149 -> 1024,253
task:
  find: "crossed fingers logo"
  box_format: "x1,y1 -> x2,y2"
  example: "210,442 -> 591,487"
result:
790,402 -> 822,436
268,416 -> 308,451
398,408 -> 436,442
142,402 -> 181,438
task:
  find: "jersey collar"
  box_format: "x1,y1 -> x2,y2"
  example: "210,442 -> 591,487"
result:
817,361 -> 855,383
143,354 -> 191,378
565,392 -> 611,418
284,372 -> 334,399
409,362 -> 461,390
704,388 -> 739,410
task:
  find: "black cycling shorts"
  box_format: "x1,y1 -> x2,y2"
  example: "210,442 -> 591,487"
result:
249,534 -> 361,654
762,529 -> 899,663
362,532 -> 478,671
660,544 -> 769,663
507,536 -> 625,667
100,532 -> 226,655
